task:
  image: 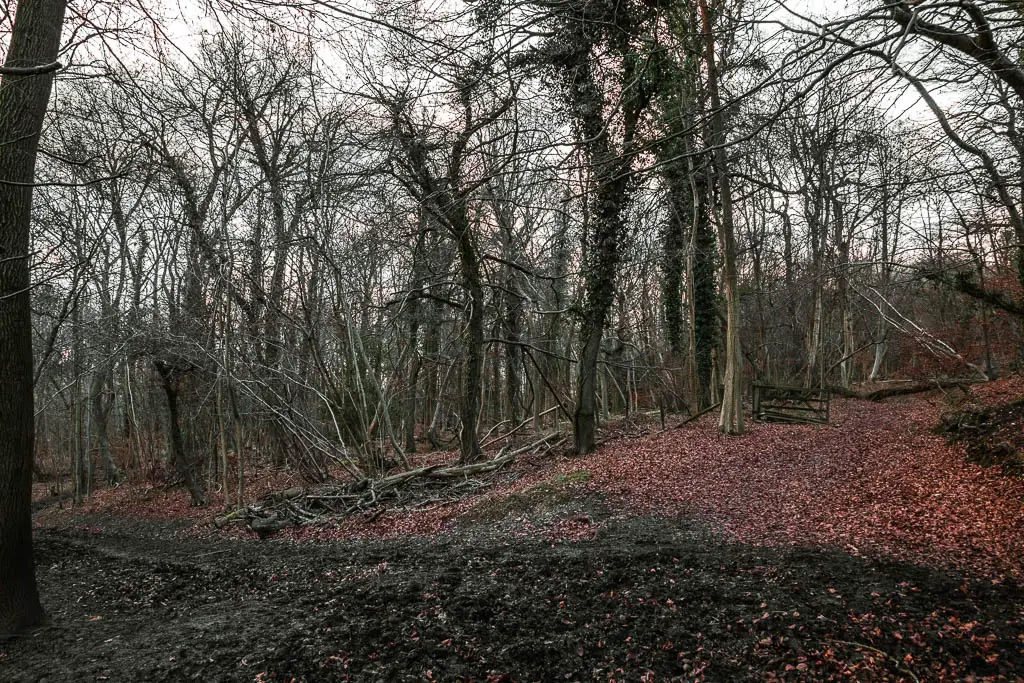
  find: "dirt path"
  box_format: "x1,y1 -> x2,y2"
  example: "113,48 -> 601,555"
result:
533,397 -> 1024,578
3,512 -> 1023,681
11,387 -> 1024,680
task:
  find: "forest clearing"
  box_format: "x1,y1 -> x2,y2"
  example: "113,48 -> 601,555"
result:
5,0 -> 1024,680
3,379 -> 1024,681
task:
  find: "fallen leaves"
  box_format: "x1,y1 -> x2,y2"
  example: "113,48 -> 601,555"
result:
548,384 -> 1024,577
38,378 -> 1024,579
222,375 -> 1024,575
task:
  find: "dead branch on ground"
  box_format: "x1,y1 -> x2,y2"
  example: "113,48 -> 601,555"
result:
218,432 -> 565,536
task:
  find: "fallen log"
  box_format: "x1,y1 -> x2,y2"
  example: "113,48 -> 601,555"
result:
249,513 -> 287,539
229,433 -> 565,537
860,378 -> 977,401
828,378 -> 982,402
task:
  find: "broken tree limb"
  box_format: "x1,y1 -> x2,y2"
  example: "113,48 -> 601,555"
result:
859,378 -> 978,401
826,378 -> 982,402
675,402 -> 722,428
0,61 -> 62,76
479,419 -> 512,447
481,406 -> 557,449
853,285 -> 989,380
522,346 -> 574,422
230,433 -> 566,536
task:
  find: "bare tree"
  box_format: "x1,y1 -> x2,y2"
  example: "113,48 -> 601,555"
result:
0,0 -> 66,635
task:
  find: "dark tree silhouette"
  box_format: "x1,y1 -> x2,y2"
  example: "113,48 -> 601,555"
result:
0,0 -> 66,635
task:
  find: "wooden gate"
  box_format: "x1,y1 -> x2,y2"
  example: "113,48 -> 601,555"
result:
752,383 -> 830,425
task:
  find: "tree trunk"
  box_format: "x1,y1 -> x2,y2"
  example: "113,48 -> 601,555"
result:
403,229 -> 426,454
574,320 -> 605,454
404,348 -> 421,454
661,167 -> 689,357
454,215 -> 484,464
805,283 -> 823,387
869,312 -> 887,381
72,299 -> 85,503
574,178 -> 627,454
502,274 -> 523,426
154,361 -> 206,506
690,165 -> 718,409
0,0 -> 66,635
700,0 -> 744,435
89,363 -> 122,484
834,200 -> 854,388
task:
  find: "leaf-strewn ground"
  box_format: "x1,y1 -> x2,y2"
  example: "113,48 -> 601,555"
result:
562,393 -> 1024,578
11,380 -> 1024,680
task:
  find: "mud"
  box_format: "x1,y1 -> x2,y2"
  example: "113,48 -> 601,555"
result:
3,509 -> 1023,681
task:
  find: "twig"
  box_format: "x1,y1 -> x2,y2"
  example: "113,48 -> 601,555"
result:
830,640 -> 920,683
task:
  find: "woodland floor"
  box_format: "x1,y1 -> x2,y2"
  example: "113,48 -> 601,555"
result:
4,378 -> 1024,681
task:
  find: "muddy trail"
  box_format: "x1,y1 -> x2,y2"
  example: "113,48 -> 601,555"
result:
3,511 -> 1023,682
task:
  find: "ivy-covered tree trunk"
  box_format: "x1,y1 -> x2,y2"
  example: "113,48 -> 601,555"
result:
689,163 -> 719,409
661,167 -> 689,358
557,11 -> 651,455
0,0 -> 67,635
652,4 -> 718,411
454,210 -> 484,464
575,178 -> 629,454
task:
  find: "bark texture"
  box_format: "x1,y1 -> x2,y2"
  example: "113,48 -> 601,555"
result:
699,0 -> 744,435
0,0 -> 67,635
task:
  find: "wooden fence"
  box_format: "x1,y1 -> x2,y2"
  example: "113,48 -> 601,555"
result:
751,383 -> 830,425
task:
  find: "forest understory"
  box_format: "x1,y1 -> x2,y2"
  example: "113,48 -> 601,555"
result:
7,0 -> 1024,677
4,379 -> 1024,681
